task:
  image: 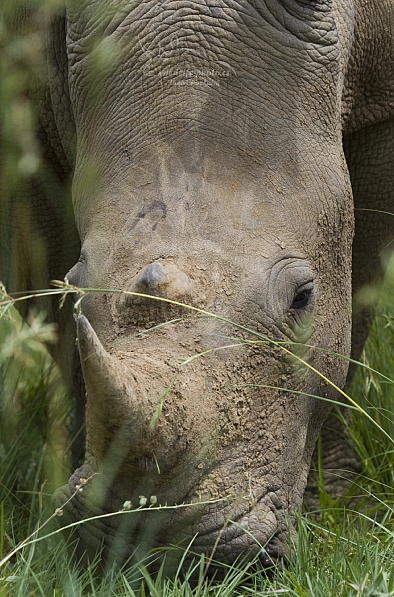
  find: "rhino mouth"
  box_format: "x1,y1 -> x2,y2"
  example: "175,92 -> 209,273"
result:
54,463 -> 294,571
189,496 -> 294,569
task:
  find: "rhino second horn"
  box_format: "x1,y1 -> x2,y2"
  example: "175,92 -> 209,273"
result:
128,261 -> 193,300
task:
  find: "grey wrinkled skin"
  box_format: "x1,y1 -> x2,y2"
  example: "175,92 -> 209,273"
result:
4,0 -> 394,570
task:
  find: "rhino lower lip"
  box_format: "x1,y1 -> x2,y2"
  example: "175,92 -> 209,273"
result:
191,531 -> 287,571
191,517 -> 282,553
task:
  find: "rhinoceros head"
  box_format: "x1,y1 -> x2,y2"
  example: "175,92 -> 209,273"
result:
53,1 -> 354,570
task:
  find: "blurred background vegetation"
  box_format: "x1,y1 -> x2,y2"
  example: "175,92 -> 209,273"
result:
0,0 -> 393,595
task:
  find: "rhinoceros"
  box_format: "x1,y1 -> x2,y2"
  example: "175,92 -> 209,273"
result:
2,0 -> 394,572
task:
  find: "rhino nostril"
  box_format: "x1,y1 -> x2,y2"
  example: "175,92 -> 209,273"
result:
259,550 -> 274,568
259,536 -> 288,569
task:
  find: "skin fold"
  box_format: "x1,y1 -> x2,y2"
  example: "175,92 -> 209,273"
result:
3,0 -> 394,571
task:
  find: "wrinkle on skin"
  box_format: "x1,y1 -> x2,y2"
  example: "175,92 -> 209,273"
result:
66,1 -> 341,175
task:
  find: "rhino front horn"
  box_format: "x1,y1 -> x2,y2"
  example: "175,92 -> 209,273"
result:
76,314 -> 166,461
77,314 -> 128,403
77,315 -> 178,468
76,314 -> 145,437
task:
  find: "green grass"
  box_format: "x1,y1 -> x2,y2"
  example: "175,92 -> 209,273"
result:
0,280 -> 394,596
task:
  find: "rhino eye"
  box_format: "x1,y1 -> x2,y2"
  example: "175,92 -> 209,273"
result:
291,282 -> 314,310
